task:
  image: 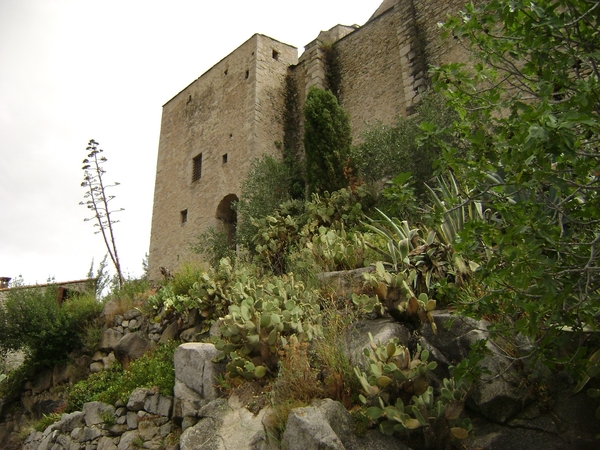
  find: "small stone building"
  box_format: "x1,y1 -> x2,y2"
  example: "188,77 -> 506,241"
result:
148,0 -> 469,280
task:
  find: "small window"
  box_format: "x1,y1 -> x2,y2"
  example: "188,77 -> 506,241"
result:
222,153 -> 228,164
224,69 -> 228,75
272,49 -> 279,60
192,153 -> 202,182
180,209 -> 188,224
245,70 -> 249,79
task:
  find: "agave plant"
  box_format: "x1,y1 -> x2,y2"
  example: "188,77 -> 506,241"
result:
425,172 -> 487,246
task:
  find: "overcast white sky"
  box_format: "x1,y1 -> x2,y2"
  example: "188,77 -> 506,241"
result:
0,0 -> 382,285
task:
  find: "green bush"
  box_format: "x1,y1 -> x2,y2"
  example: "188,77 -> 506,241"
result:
353,91 -> 458,199
0,288 -> 102,368
236,155 -> 295,250
429,0 -> 600,374
68,341 -> 176,411
252,187 -> 373,274
191,226 -> 237,269
304,87 -> 353,195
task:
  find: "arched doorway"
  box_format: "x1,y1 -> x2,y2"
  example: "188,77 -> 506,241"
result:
215,194 -> 238,247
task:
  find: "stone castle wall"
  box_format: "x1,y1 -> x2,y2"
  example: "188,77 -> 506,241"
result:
148,0 -> 470,280
148,35 -> 296,278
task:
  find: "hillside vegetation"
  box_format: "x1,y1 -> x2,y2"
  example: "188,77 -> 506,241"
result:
1,0 -> 599,448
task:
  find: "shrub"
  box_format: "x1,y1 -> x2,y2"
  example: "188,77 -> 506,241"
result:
236,155 -> 295,250
0,288 -> 102,368
191,226 -> 237,269
252,187 -> 372,274
353,91 -> 458,199
68,341 -> 176,411
304,87 -> 353,195
429,0 -> 600,374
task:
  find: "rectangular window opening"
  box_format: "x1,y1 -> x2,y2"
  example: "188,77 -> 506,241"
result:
272,49 -> 279,60
192,153 -> 203,182
222,153 -> 228,164
180,209 -> 188,224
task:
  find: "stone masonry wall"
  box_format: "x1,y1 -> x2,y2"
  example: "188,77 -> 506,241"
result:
148,35 -> 297,280
148,0 -> 471,280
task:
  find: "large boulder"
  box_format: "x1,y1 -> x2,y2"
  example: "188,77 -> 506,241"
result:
282,398 -> 410,450
344,318 -> 411,369
113,333 -> 153,368
174,343 -> 225,401
179,396 -> 272,450
99,328 -> 124,352
421,311 -> 531,423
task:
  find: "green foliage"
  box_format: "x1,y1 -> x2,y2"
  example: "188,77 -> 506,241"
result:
148,259 -> 247,330
212,273 -> 323,380
68,342 -> 176,411
34,413 -> 62,432
363,211 -> 478,307
353,92 -> 458,197
304,225 -> 368,272
429,0 -> 600,373
0,288 -> 102,368
236,155 -> 295,250
424,173 -> 487,246
191,226 -> 237,269
252,187 -> 372,274
303,87 -> 353,194
355,335 -> 471,445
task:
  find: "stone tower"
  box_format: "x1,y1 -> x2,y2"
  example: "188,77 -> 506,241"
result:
148,34 -> 297,279
148,0 -> 469,280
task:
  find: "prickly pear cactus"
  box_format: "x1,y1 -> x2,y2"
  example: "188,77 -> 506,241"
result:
212,273 -> 323,380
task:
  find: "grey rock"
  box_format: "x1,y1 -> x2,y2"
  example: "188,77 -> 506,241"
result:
157,395 -> 174,418
32,369 -> 53,394
180,325 -> 205,343
144,393 -> 160,415
52,363 -> 72,386
174,343 -> 225,401
126,412 -> 138,430
70,427 -> 83,441
179,396 -> 268,450
423,311 -> 530,423
318,267 -> 374,299
101,300 -> 119,318
421,311 -> 489,363
102,352 -> 117,370
160,321 -> 179,343
99,329 -> 124,352
97,436 -> 118,450
344,318 -> 411,369
138,420 -> 159,441
80,425 -> 103,442
56,411 -> 85,433
117,430 -> 140,450
123,309 -> 142,320
282,399 -> 349,450
90,361 -> 104,373
106,424 -> 128,436
114,333 -> 153,367
158,422 -> 173,439
55,434 -> 72,448
127,388 -> 152,411
181,416 -> 198,432
83,401 -> 115,427
92,351 -> 106,362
